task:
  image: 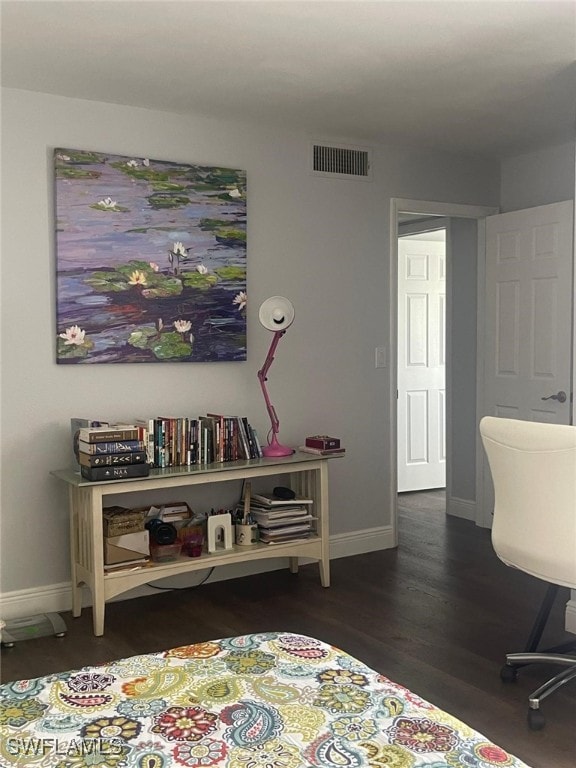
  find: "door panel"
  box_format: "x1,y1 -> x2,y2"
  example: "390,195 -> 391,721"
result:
484,200 -> 573,421
480,200 -> 574,524
398,237 -> 446,492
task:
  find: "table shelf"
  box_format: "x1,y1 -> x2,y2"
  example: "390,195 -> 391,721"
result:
52,452 -> 331,635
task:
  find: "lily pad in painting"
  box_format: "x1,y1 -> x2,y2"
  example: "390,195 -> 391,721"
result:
181,272 -> 218,289
85,262 -> 183,296
128,328 -> 193,360
147,192 -> 191,209
57,337 -> 94,358
215,266 -> 246,282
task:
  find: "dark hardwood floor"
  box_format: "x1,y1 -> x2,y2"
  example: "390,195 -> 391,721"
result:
2,490 -> 575,767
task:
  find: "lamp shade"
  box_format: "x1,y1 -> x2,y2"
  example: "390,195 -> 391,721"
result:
258,296 -> 295,332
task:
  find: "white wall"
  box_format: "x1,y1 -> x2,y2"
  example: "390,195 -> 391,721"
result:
500,142 -> 575,212
0,88 -> 500,608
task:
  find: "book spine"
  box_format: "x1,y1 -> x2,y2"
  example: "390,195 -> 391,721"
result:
250,427 -> 263,458
80,463 -> 150,481
79,452 -> 148,468
78,440 -> 146,455
236,417 -> 251,459
146,418 -> 155,465
79,427 -> 139,443
133,419 -> 155,465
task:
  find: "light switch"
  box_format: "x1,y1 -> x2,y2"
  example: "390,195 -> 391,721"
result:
375,346 -> 387,368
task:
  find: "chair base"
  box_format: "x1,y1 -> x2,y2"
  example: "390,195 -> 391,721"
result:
500,584 -> 576,731
502,657 -> 576,729
501,583 -> 576,729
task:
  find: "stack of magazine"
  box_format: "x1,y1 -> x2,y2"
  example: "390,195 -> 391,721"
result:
250,492 -> 316,543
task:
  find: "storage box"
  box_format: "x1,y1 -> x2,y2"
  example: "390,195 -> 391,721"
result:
104,530 -> 149,565
103,506 -> 145,537
150,541 -> 182,563
305,435 -> 340,450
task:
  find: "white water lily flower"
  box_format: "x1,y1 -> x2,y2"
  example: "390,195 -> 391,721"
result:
233,291 -> 247,311
126,159 -> 139,168
143,158 -> 150,167
228,188 -> 241,198
98,197 -> 117,210
196,264 -> 208,275
59,325 -> 86,346
174,319 -> 192,333
149,262 -> 160,272
57,153 -> 71,161
172,241 -> 187,256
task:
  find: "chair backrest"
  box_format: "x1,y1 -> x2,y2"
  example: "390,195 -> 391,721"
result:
479,416 -> 576,589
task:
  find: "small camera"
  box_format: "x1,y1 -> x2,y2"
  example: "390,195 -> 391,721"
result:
145,518 -> 177,545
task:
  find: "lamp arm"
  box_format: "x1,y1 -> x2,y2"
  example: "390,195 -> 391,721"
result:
257,330 -> 285,436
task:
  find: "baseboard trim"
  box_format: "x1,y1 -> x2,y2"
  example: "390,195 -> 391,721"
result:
0,526 -> 395,620
446,496 -> 476,521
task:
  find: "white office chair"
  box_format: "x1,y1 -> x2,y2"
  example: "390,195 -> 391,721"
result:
479,416 -> 576,730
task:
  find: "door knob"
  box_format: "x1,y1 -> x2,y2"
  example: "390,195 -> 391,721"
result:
541,391 -> 567,403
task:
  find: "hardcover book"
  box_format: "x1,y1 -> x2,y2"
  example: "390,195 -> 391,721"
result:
251,506 -> 312,520
78,452 -> 148,468
78,425 -> 139,443
80,463 -> 150,482
251,493 -> 313,507
298,446 -> 346,456
78,440 -> 146,455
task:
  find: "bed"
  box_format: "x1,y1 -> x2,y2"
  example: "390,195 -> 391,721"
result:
0,632 -> 530,767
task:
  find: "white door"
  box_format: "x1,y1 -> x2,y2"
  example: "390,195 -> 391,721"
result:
479,200 -> 574,521
397,235 -> 446,492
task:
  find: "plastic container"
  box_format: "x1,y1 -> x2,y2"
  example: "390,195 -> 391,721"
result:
181,532 -> 204,557
150,541 -> 182,563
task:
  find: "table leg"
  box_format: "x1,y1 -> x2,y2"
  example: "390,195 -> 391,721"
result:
318,462 -> 330,587
69,487 -> 82,617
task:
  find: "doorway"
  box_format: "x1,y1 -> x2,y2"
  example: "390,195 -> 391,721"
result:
397,225 -> 446,492
388,198 -> 499,545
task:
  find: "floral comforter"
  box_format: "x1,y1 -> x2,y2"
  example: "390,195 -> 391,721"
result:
0,632 -> 530,768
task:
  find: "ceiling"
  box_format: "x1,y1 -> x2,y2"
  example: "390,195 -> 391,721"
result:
2,1 -> 575,158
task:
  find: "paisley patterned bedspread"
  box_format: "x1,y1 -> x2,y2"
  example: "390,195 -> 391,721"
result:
0,632 -> 531,768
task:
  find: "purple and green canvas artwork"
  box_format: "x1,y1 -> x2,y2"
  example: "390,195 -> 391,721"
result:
55,149 -> 247,364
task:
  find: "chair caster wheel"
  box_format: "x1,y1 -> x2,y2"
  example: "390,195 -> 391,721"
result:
527,708 -> 545,731
500,664 -> 518,683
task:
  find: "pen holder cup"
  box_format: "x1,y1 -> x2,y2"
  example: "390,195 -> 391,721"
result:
235,523 -> 259,546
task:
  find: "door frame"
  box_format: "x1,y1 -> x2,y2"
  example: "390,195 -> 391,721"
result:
389,198 -> 499,543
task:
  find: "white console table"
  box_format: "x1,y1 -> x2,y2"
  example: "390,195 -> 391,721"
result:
52,452 -> 331,636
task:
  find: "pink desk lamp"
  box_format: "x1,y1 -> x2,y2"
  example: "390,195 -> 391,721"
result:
257,296 -> 295,457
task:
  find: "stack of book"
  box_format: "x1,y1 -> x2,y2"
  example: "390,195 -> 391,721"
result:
76,425 -> 150,481
249,492 -> 316,544
74,414 -> 263,471
298,435 -> 346,457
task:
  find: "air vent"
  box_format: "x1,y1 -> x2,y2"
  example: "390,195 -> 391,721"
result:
311,142 -> 372,180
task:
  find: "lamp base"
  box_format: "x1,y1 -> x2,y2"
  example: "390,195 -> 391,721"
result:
262,436 -> 294,457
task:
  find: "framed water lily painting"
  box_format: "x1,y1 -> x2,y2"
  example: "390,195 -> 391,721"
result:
54,148 -> 247,363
